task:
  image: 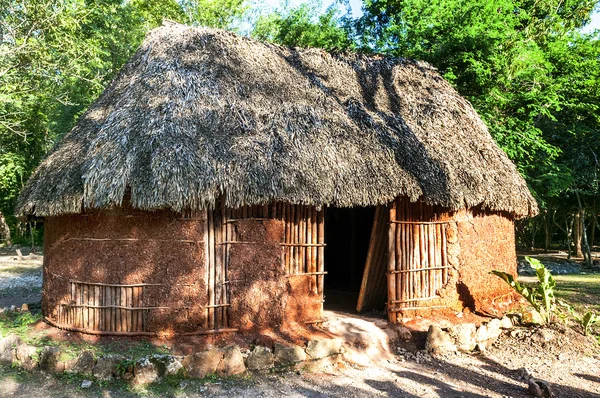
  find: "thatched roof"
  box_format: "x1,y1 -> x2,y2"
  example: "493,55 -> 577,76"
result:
17,23 -> 538,218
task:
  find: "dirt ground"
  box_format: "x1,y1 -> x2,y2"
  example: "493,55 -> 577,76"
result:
1,248 -> 599,397
1,325 -> 599,398
0,246 -> 43,309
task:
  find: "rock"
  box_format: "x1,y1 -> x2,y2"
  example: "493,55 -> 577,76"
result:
80,380 -> 92,389
485,319 -> 503,343
274,344 -> 307,366
536,379 -> 556,398
21,304 -> 29,312
532,329 -> 554,344
425,325 -> 457,355
390,324 -> 413,341
93,355 -> 124,380
522,310 -> 544,325
305,339 -> 342,360
448,323 -> 477,352
39,346 -> 62,373
500,316 -> 513,329
134,357 -> 160,385
15,344 -> 38,370
375,320 -> 388,329
528,378 -> 544,397
517,367 -> 533,380
0,334 -> 21,364
246,346 -> 274,371
182,349 -> 223,378
302,354 -> 341,372
10,305 -> 16,312
217,346 -> 246,376
152,355 -> 183,377
64,351 -> 95,375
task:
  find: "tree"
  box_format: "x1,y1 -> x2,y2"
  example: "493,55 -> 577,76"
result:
251,1 -> 355,51
356,0 -> 600,252
0,0 -> 250,242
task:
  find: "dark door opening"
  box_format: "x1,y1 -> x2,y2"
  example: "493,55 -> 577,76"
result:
324,206 -> 375,312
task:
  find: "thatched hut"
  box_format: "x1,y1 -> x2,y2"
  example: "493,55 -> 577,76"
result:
17,23 -> 537,336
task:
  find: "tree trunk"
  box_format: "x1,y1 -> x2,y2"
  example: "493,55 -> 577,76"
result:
0,211 -> 11,246
591,200 -> 597,248
575,192 -> 593,267
531,218 -> 538,250
544,210 -> 551,253
573,212 -> 583,258
566,217 -> 573,260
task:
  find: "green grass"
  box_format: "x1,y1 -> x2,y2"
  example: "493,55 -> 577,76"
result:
519,273 -> 600,313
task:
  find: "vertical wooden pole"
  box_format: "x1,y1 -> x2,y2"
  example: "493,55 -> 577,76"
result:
224,207 -> 230,328
215,202 -> 223,329
127,287 -> 133,332
283,204 -> 289,273
121,286 -> 127,332
207,209 -> 215,329
307,207 -> 313,290
395,199 -> 402,309
292,205 -> 298,274
106,286 -> 112,331
311,207 -> 318,294
70,282 -> 75,327
441,224 -> 448,286
387,201 -> 397,323
317,207 -> 325,306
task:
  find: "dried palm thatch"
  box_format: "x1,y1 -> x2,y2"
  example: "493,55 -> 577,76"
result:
17,22 -> 538,218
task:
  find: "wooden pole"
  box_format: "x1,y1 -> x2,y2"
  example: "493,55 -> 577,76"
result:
387,202 -> 397,323
317,207 -> 325,303
207,209 -> 215,329
215,203 -> 223,329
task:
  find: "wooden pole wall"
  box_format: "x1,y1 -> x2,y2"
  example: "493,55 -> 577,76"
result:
387,197 -> 452,318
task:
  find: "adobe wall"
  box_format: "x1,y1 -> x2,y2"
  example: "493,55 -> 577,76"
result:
43,207 -> 207,334
453,209 -> 518,316
42,203 -> 323,336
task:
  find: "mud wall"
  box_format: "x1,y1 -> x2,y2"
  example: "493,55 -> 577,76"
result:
43,206 -> 207,334
43,203 -> 325,336
454,209 -> 517,315
389,197 -> 518,319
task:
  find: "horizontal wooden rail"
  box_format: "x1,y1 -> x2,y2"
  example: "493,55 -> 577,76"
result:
225,218 -> 271,222
62,237 -> 202,243
289,271 -> 328,276
387,266 -> 451,274
389,220 -> 455,225
389,305 -> 448,312
69,280 -> 161,287
280,243 -> 327,247
392,296 -> 441,303
46,317 -> 238,337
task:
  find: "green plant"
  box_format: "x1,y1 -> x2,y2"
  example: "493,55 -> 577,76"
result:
491,256 -> 557,324
559,300 -> 599,336
115,359 -> 135,377
0,311 -> 43,337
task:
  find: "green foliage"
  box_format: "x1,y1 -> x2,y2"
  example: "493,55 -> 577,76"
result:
0,311 -> 43,338
182,0 -> 248,29
115,358 -> 135,376
356,0 -> 600,215
491,257 -> 556,323
251,1 -> 355,51
0,0 -> 250,238
560,300 -> 599,336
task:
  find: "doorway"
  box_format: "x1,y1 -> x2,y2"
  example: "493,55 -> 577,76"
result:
323,206 -> 376,312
